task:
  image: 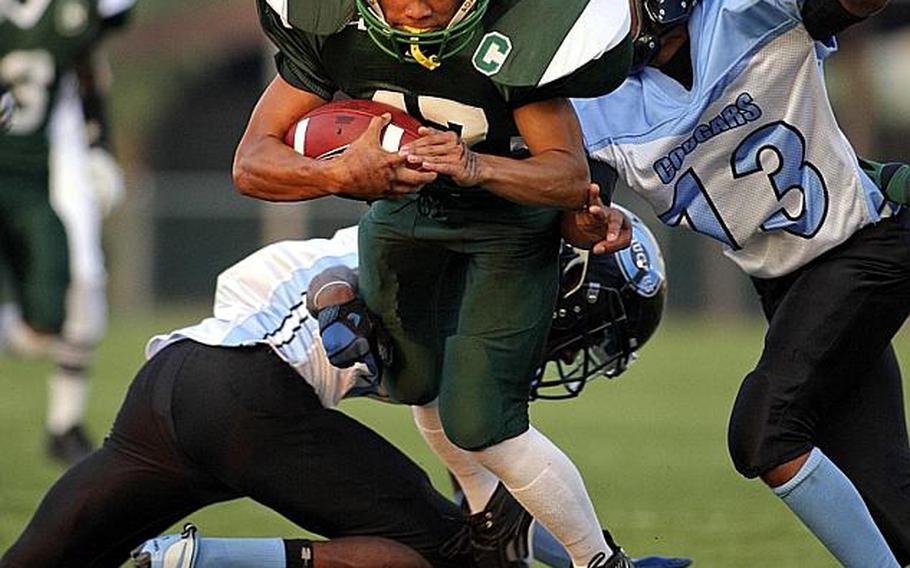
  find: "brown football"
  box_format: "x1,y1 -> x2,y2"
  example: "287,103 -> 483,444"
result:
285,99 -> 424,163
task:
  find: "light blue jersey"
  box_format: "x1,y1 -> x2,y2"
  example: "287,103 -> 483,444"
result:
574,0 -> 895,277
146,226 -> 374,408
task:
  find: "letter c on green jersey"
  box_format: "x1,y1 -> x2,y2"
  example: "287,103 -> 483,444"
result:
472,32 -> 512,76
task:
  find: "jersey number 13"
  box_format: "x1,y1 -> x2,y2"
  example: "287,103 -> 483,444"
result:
659,121 -> 830,249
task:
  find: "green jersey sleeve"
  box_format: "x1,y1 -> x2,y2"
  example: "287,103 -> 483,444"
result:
477,0 -> 632,107
257,0 -> 337,100
503,35 -> 631,107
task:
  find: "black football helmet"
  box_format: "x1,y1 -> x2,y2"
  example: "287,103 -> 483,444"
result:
631,0 -> 699,74
531,206 -> 667,400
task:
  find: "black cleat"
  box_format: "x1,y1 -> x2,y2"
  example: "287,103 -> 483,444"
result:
467,483 -> 534,568
587,529 -> 635,568
47,425 -> 94,466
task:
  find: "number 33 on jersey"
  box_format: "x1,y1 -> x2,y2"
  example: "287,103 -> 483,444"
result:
574,0 -> 898,279
0,0 -> 134,171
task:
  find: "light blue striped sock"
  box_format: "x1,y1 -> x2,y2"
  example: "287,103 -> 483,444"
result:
773,448 -> 898,568
193,537 -> 286,568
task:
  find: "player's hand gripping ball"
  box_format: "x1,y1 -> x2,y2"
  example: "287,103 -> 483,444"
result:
285,99 -> 424,166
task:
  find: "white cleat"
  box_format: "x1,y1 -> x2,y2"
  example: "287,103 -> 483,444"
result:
131,524 -> 199,568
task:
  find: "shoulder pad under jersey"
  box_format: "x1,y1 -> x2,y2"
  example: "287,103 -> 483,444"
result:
266,0 -> 357,34
97,0 -> 136,19
477,0 -> 630,88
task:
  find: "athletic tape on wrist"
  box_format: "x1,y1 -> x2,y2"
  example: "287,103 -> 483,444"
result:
312,280 -> 355,311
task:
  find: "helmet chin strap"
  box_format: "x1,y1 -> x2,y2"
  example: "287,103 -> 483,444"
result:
399,25 -> 442,70
409,43 -> 441,69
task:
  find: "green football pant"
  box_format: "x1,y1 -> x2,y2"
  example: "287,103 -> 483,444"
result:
0,171 -> 70,333
358,194 -> 561,450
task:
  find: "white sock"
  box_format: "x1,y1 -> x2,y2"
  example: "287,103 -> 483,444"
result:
412,403 -> 499,513
474,427 -> 611,567
6,322 -> 57,359
47,369 -> 89,434
0,302 -> 21,352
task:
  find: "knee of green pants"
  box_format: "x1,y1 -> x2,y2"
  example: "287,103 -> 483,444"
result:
21,278 -> 68,333
19,212 -> 70,334
383,336 -> 442,406
438,335 -> 531,451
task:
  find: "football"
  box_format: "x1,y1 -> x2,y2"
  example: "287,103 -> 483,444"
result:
285,99 -> 424,162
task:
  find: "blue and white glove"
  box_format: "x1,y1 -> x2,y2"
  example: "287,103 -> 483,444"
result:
317,298 -> 393,383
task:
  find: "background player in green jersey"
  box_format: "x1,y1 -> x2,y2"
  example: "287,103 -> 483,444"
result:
233,2 -> 641,566
0,0 -> 133,464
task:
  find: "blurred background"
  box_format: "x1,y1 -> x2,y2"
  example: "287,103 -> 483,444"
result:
2,2 -> 910,567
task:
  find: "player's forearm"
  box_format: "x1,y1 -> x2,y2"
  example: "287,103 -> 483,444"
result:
233,135 -> 344,202
838,0 -> 887,17
233,75 -> 341,202
802,0 -> 887,38
474,150 -> 589,210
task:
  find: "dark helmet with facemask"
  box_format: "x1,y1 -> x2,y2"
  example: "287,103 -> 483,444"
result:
531,206 -> 667,400
631,0 -> 700,73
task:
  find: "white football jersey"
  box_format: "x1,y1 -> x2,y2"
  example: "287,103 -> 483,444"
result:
146,226 -> 373,409
573,0 -> 895,278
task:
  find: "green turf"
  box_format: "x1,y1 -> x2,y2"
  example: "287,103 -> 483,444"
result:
0,310 -> 907,567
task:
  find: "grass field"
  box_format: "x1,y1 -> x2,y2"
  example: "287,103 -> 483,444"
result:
1,310 -> 907,567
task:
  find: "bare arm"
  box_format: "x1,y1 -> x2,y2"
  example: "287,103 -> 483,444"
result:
560,184 -> 633,254
232,75 -> 339,202
802,0 -> 888,38
401,98 -> 590,209
233,75 -> 436,202
838,0 -> 887,17
311,537 -> 431,568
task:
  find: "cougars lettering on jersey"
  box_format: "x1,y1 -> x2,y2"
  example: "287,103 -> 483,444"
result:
0,0 -> 134,174
574,0 -> 896,278
258,0 -> 631,161
146,227 -> 377,409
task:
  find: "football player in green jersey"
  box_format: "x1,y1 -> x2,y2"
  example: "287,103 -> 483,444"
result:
0,0 -> 134,464
234,2 -> 638,567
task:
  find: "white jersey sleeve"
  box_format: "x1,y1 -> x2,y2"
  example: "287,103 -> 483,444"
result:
97,0 -> 135,19
146,226 -> 374,408
573,0 -> 894,278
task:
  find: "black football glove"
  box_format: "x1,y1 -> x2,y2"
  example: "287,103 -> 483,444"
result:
317,298 -> 393,382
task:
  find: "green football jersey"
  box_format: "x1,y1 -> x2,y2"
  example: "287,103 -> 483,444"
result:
0,0 -> 132,174
258,0 -> 631,158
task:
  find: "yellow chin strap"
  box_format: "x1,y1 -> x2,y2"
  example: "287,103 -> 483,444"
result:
410,44 -> 441,70
402,26 -> 442,70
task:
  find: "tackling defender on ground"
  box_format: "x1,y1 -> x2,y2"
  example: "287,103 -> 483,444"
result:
1,217 -> 688,568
